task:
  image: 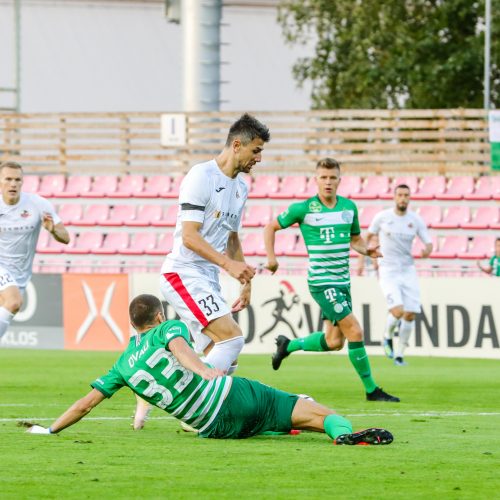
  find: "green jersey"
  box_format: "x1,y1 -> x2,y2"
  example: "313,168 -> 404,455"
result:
91,320 -> 232,433
277,195 -> 360,287
490,255 -> 500,276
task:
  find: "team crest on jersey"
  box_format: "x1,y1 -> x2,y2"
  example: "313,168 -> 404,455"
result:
408,223 -> 414,228
309,201 -> 322,213
236,190 -> 240,199
20,210 -> 30,218
341,210 -> 353,223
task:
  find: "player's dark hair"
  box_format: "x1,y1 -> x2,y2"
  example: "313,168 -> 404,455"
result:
225,113 -> 270,146
395,183 -> 411,193
0,161 -> 23,173
316,158 -> 340,170
129,294 -> 163,328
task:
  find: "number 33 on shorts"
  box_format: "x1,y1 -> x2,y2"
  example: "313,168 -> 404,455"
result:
197,294 -> 220,317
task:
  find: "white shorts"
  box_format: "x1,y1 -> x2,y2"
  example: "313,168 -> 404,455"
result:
378,265 -> 421,313
0,266 -> 20,292
159,271 -> 230,353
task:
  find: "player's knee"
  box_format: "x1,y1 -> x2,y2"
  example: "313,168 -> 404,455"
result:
4,297 -> 22,314
403,312 -> 416,321
326,337 -> 345,351
390,307 -> 404,319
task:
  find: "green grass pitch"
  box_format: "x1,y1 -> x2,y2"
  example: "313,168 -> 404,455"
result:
1,350 -> 499,499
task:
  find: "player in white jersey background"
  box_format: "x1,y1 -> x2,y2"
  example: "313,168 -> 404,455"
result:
0,162 -> 70,340
367,184 -> 433,366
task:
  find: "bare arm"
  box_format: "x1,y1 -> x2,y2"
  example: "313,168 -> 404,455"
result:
351,233 -> 382,258
421,242 -> 433,258
182,221 -> 255,284
42,215 -> 70,244
263,219 -> 282,273
226,232 -> 251,312
169,337 -> 225,378
477,260 -> 493,275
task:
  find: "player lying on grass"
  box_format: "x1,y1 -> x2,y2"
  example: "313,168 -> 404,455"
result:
24,294 -> 393,445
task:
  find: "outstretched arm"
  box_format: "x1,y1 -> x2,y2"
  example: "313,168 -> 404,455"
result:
263,219 -> 282,273
42,214 -> 70,244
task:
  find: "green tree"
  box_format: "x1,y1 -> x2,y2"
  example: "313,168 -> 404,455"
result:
278,0 -> 500,108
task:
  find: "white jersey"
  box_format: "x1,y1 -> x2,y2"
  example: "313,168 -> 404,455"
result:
0,193 -> 61,287
161,160 -> 248,278
368,208 -> 431,270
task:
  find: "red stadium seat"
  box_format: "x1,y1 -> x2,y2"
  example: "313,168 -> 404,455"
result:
380,176 -> 419,200
417,206 -> 442,228
141,175 -> 172,198
59,175 -> 92,198
249,175 -> 280,199
337,176 -> 362,198
74,204 -> 110,226
461,206 -> 499,230
494,176 -> 500,201
38,175 -> 66,197
163,175 -> 184,199
128,205 -> 163,227
274,233 -> 297,256
58,204 -> 83,225
464,176 -> 495,200
93,233 -> 130,255
274,176 -> 307,199
36,230 -> 50,253
101,205 -> 137,227
273,205 -> 289,218
438,176 -> 475,200
457,235 -> 496,259
150,205 -> 178,227
241,233 -> 265,256
412,176 -> 446,200
146,232 -> 173,255
110,175 -> 145,198
287,236 -> 308,257
81,175 -> 119,198
37,230 -> 77,254
302,177 -> 319,198
432,206 -> 471,229
243,205 -> 272,227
356,176 -> 390,200
121,233 -> 157,255
412,235 -> 439,258
432,235 -> 468,259
66,232 -> 104,254
359,206 -> 384,229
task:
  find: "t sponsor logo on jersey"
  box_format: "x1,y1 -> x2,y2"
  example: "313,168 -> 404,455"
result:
320,227 -> 335,243
309,201 -> 322,213
63,274 -> 129,351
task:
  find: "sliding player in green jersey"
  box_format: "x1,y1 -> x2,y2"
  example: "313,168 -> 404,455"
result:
25,294 -> 393,445
264,158 -> 399,402
477,237 -> 500,277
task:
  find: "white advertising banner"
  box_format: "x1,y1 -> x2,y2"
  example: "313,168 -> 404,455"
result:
131,274 -> 500,359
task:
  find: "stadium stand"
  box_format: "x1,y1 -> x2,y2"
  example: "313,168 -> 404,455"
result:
22,175 -> 40,194
93,233 -> 130,255
417,205 -> 442,227
461,206 -> 499,229
121,232 -> 157,255
432,206 -> 471,229
141,175 -> 171,198
273,175 -> 307,199
101,205 -> 137,226
74,204 -> 110,226
38,174 -> 66,197
355,175 -> 390,199
412,176 -> 446,200
432,235 -> 468,259
243,205 -> 273,227
65,232 -> 104,254
128,205 -> 164,227
110,174 -> 145,198
337,176 -> 362,198
457,235 -> 496,259
439,176 -> 475,200
249,175 -> 280,199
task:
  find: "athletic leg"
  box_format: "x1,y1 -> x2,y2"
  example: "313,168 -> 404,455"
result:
0,285 -> 23,339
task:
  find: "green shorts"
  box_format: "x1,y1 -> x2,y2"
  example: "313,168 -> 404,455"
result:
199,377 -> 299,439
309,284 -> 352,325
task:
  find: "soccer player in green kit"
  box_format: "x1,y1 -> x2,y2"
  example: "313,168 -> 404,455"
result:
477,237 -> 500,276
25,294 -> 393,445
264,158 -> 399,402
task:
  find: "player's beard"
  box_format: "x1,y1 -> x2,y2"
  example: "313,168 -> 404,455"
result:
397,203 -> 408,212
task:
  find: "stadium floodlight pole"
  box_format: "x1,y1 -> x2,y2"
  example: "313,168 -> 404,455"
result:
484,0 -> 491,110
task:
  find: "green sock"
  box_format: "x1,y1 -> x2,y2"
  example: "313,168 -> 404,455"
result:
348,341 -> 378,393
324,414 -> 353,440
287,332 -> 329,353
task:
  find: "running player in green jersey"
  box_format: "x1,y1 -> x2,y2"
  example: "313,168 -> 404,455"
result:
477,237 -> 500,277
264,158 -> 399,402
25,294 -> 393,445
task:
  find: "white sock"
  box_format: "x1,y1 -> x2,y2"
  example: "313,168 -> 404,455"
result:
0,307 -> 14,340
204,336 -> 245,372
384,313 -> 399,340
395,319 -> 414,359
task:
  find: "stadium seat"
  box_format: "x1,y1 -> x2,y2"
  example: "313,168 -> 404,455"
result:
273,205 -> 289,218
38,175 -> 66,197
494,176 -> 500,201
141,175 -> 172,198
356,176 -> 390,199
110,175 -> 145,198
36,230 -> 50,253
411,235 -> 439,258
432,235 -> 468,259
464,176 -> 495,200
20,175 -> 39,194
274,176 -> 307,199
412,176 -> 446,200
128,205 -> 163,227
337,176 -> 362,198
81,175 -> 119,198
461,206 -> 499,230
379,176 -> 419,200
438,176 -> 475,200
94,260 -> 123,273
432,206 -> 471,229
242,174 -> 252,194
417,205 -> 442,227
120,232 -> 157,255
359,206 -> 383,229
73,204 -> 110,226
59,175 -> 92,198
163,175 -> 184,199
249,175 -> 280,199
274,233 -> 297,256
287,236 -> 307,257
457,235 -> 496,259
302,176 -> 319,198
65,232 -> 104,254
58,204 -> 83,225
37,230 -> 77,254
243,205 -> 272,227
241,233 -> 265,256
101,205 -> 137,227
146,232 -> 173,255
93,233 -> 130,255
150,205 -> 178,227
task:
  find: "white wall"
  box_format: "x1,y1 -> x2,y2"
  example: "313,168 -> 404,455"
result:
0,0 -> 313,112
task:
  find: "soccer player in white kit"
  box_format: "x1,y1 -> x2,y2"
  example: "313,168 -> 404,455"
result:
367,184 -> 433,366
160,114 -> 270,373
0,161 -> 70,340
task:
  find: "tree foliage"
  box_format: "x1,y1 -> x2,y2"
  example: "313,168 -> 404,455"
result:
278,0 -> 500,108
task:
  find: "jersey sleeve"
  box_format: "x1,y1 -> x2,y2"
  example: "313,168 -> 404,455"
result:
351,203 -> 361,235
415,214 -> 432,245
489,256 -> 495,267
277,202 -> 305,228
367,210 -> 382,234
91,365 -> 126,398
34,195 -> 62,225
157,320 -> 192,350
178,168 -> 210,224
